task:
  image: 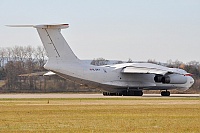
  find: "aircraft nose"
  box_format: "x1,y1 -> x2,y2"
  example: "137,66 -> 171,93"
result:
189,76 -> 194,87
185,73 -> 195,88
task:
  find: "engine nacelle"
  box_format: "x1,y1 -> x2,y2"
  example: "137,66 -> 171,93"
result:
154,74 -> 187,84
154,75 -> 163,83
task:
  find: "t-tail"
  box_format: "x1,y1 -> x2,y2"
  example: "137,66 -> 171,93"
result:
7,24 -> 80,64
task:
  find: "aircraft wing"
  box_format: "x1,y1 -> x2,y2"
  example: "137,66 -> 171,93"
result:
113,63 -> 186,75
121,66 -> 169,75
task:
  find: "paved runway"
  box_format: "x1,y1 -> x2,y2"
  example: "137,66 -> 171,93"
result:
0,93 -> 199,98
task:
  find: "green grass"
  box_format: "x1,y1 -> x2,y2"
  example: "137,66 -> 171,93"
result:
0,98 -> 199,132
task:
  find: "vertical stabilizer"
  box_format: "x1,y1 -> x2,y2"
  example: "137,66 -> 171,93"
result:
34,24 -> 80,62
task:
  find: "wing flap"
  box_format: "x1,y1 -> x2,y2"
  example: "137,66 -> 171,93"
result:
121,67 -> 168,75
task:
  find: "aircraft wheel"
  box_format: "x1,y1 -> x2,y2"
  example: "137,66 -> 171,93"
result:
103,92 -> 122,96
166,91 -> 170,96
161,91 -> 170,96
139,91 -> 143,96
134,91 -> 143,96
113,92 -> 122,96
103,92 -> 108,96
122,90 -> 143,96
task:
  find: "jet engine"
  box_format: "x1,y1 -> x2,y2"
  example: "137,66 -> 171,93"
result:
154,74 -> 187,84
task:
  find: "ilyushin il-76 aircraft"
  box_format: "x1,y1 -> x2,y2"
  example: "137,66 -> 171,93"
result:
9,24 -> 194,96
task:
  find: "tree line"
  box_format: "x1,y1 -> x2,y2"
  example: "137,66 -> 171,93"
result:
0,45 -> 47,91
0,46 -> 199,93
0,45 -> 98,92
0,45 -> 46,78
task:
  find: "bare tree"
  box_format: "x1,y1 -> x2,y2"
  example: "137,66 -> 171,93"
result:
127,58 -> 133,63
12,46 -> 27,61
113,61 -> 123,64
34,46 -> 47,69
0,48 -> 6,67
5,47 -> 12,62
187,61 -> 200,66
147,59 -> 157,64
184,61 -> 200,78
25,45 -> 35,61
5,61 -> 25,89
91,58 -> 109,66
166,59 -> 183,68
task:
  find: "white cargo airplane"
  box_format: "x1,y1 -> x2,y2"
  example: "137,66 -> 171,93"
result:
9,24 -> 194,96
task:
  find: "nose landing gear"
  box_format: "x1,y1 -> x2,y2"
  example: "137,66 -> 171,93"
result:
161,90 -> 170,96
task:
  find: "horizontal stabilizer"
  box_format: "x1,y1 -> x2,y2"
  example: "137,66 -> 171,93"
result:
43,71 -> 56,76
6,24 -> 69,29
6,25 -> 34,27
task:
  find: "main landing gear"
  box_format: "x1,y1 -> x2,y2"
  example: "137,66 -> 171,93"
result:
103,90 -> 143,96
103,90 -> 170,96
103,92 -> 122,96
161,90 -> 170,96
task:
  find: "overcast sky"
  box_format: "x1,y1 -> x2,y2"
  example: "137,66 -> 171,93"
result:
0,0 -> 200,63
